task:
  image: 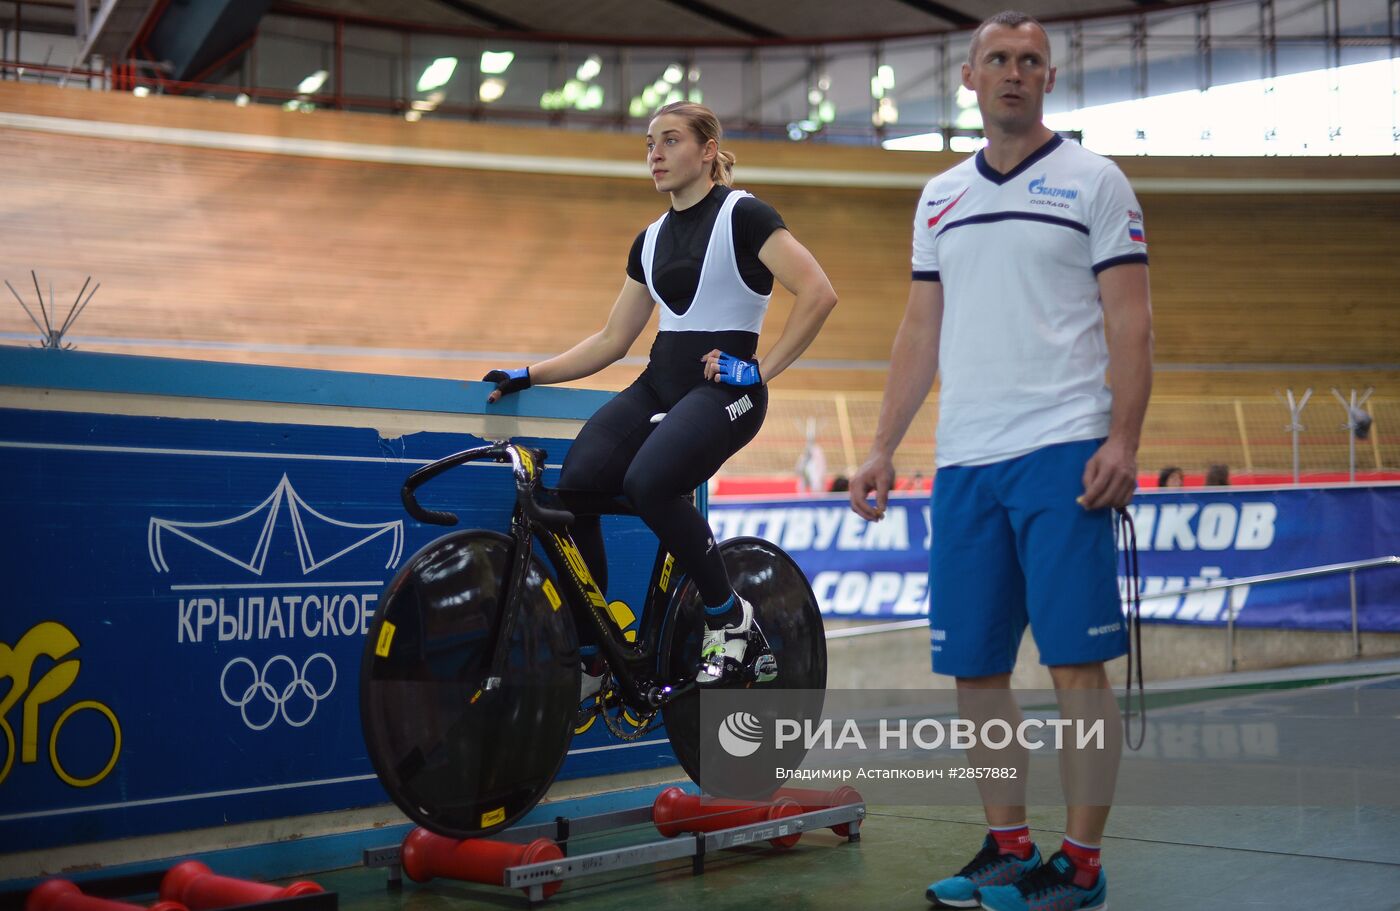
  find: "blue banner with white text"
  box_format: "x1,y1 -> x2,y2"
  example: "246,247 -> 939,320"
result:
708,487 -> 1400,630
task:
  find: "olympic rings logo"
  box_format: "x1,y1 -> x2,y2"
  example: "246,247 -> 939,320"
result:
220,654 -> 337,731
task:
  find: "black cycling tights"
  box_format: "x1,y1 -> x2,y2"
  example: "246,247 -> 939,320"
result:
557,377 -> 767,615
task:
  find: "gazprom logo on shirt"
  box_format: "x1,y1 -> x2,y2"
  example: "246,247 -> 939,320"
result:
1028,175 -> 1079,200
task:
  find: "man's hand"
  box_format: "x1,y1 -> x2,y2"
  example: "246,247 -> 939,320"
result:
1080,437 -> 1138,510
483,367 -> 531,404
701,350 -> 762,387
849,452 -> 897,521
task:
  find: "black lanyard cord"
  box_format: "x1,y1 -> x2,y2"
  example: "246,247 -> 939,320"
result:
1117,506 -> 1146,750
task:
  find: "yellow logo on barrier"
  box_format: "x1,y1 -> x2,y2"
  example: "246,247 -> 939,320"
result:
375,621 -> 396,657
658,554 -> 674,593
605,600 -> 639,644
1,621 -> 122,788
481,806 -> 506,827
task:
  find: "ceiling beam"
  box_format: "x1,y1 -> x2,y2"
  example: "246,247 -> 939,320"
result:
889,0 -> 978,28
654,0 -> 781,39
77,0 -> 162,63
430,0 -> 532,32
0,17 -> 75,38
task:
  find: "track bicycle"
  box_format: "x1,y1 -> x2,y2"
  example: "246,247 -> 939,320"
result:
360,439 -> 826,840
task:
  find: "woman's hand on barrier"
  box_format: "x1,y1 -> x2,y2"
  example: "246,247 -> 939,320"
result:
701,350 -> 762,387
483,367 -> 532,404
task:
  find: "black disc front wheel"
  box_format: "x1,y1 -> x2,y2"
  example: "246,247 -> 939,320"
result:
360,530 -> 579,839
660,537 -> 827,797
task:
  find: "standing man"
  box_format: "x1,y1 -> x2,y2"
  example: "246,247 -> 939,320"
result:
849,11 -> 1151,911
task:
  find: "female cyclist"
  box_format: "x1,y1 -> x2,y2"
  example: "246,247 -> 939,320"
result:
484,101 -> 837,687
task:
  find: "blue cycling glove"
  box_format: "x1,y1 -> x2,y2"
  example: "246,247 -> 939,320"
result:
483,367 -> 531,403
714,352 -> 762,387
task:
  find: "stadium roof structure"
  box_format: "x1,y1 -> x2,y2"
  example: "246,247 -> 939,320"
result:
13,0 -> 1222,48
263,0 -> 1206,41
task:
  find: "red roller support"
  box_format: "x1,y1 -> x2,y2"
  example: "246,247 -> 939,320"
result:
26,880 -> 187,911
399,827 -> 564,899
774,785 -> 864,836
651,787 -> 803,849
159,862 -> 322,911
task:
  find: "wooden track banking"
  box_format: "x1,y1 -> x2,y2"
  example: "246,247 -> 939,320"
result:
2,81 -> 1397,403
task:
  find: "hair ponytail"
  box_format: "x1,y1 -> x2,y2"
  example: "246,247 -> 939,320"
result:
713,149 -> 737,187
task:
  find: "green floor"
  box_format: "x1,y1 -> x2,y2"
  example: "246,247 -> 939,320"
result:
292,666 -> 1400,906
317,800 -> 1400,910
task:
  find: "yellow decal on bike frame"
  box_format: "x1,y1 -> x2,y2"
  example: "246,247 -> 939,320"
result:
658,554 -> 675,593
552,534 -> 608,611
482,806 -> 506,827
517,447 -> 534,477
541,579 -> 562,611
375,621 -> 397,657
1,621 -> 122,788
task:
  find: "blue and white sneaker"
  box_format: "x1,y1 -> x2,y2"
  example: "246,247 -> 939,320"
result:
977,851 -> 1106,911
695,597 -> 776,686
927,835 -> 1042,908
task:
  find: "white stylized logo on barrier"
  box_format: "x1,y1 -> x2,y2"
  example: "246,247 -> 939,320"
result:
717,711 -> 765,758
148,474 -> 403,575
220,653 -> 337,730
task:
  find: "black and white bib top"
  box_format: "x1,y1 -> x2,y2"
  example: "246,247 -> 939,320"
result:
625,185 -> 786,404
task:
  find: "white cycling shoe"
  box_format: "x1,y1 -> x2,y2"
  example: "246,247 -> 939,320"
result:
580,665 -> 607,703
574,654 -> 609,727
695,596 -> 777,686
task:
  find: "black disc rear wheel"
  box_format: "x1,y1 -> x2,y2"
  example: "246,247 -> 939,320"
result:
360,530 -> 579,839
660,537 -> 827,797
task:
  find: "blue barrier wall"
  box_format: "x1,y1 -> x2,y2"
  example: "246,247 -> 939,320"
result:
709,486 -> 1400,629
0,347 -> 675,855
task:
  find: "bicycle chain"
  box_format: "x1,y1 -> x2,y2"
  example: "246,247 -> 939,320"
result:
596,683 -> 660,742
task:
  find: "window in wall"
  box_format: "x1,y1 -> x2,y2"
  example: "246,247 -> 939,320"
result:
878,35 -> 949,137
686,49 -> 747,123
815,42 -> 875,139
341,25 -> 403,105
756,47 -> 811,137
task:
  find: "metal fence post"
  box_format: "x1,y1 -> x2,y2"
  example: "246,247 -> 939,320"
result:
1350,568 -> 1360,658
1331,387 -> 1374,483
1279,388 -> 1312,484
1226,603 -> 1236,673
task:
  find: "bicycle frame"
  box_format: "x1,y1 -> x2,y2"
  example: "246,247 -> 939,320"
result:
400,440 -> 695,714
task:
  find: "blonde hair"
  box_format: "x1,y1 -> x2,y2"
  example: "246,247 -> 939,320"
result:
652,101 -> 736,186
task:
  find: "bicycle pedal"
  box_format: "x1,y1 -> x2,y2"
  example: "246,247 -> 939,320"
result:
751,653 -> 778,684
743,623 -> 777,683
574,702 -> 599,728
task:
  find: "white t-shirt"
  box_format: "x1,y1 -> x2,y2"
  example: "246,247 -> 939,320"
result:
911,135 -> 1148,467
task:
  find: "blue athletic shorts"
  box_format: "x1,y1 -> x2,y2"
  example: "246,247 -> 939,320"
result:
928,438 -> 1128,678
